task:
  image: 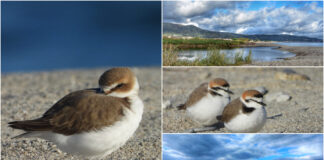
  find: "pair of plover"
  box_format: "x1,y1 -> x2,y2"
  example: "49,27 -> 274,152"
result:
178,78 -> 267,133
9,68 -> 143,159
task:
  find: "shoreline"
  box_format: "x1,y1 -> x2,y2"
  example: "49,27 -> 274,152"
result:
241,42 -> 323,66
165,41 -> 323,66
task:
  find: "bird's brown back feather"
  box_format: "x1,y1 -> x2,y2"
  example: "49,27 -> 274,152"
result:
184,83 -> 208,108
221,98 -> 243,123
8,88 -> 130,135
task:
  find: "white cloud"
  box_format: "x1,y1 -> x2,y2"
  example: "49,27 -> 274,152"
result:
164,148 -> 191,159
164,1 -> 323,38
183,18 -> 199,27
176,1 -> 213,17
163,1 -> 236,20
234,10 -> 258,24
290,143 -> 323,157
236,27 -> 247,34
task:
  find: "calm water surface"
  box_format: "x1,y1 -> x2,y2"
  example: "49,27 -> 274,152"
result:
178,47 -> 295,62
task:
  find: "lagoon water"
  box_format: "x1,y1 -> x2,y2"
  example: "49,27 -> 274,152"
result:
274,42 -> 323,47
178,47 -> 296,62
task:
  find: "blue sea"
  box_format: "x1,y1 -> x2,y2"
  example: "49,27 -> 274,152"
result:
1,1 -> 161,73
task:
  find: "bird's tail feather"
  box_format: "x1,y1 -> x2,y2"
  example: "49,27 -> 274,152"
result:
8,119 -> 51,131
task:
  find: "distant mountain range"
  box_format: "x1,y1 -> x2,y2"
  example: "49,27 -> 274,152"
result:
163,23 -> 323,42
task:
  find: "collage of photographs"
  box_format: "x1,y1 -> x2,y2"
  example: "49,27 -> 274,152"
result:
1,1 -> 323,160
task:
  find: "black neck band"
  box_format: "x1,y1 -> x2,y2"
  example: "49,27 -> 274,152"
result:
243,104 -> 255,113
209,90 -> 222,97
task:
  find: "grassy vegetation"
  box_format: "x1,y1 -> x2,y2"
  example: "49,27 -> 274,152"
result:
163,37 -> 249,49
163,46 -> 252,66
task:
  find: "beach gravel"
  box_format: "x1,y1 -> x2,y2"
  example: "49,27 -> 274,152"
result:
2,67 -> 161,160
163,68 -> 323,133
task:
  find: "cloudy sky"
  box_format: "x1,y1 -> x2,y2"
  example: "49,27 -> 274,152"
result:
163,1 -> 323,39
163,134 -> 323,160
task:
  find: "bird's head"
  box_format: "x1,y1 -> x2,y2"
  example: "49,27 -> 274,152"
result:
99,68 -> 139,98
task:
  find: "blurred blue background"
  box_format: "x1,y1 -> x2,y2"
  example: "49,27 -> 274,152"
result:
1,1 -> 161,73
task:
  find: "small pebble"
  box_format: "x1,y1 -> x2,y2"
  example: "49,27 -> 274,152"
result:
265,92 -> 292,102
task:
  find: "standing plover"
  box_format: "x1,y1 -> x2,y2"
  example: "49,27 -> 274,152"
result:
8,68 -> 144,158
177,78 -> 233,131
221,90 -> 267,133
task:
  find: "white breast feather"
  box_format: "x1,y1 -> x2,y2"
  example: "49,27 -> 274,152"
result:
187,94 -> 229,126
225,107 -> 266,133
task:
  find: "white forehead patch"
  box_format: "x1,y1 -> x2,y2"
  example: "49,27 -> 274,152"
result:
250,97 -> 262,102
101,83 -> 118,92
108,78 -> 139,98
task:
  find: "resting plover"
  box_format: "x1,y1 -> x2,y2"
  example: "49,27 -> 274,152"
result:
221,90 -> 267,133
178,78 -> 233,130
9,68 -> 144,158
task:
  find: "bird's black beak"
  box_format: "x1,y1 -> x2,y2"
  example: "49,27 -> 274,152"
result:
250,99 -> 266,106
260,102 -> 266,106
225,89 -> 234,94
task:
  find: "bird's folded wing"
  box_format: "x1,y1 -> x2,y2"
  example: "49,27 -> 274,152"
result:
9,89 -> 130,135
185,83 -> 208,107
221,98 -> 242,123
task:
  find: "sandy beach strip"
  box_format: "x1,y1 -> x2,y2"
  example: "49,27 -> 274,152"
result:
244,42 -> 323,66
163,68 -> 323,133
1,67 -> 161,160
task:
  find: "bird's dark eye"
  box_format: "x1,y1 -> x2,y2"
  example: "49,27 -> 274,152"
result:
212,87 -> 220,90
116,83 -> 124,88
254,94 -> 263,98
245,99 -> 250,103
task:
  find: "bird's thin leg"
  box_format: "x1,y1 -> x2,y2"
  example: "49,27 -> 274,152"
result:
267,114 -> 282,119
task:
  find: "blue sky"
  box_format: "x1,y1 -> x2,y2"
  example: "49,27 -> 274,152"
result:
246,1 -> 317,11
163,134 -> 323,160
163,1 -> 323,39
2,1 -> 161,73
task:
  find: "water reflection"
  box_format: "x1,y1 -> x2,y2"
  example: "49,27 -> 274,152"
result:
178,47 -> 295,62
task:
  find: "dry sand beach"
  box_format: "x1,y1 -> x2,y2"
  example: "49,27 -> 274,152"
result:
246,42 -> 323,66
163,68 -> 323,133
1,67 -> 161,160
